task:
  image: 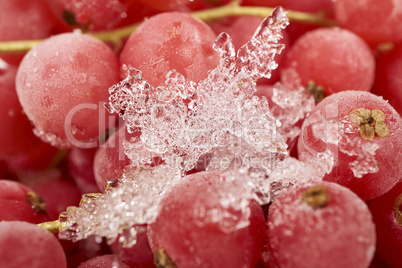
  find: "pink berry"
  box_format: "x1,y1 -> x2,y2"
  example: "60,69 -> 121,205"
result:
267,181 -> 376,268
298,91 -> 402,200
281,28 -> 375,97
16,33 -> 120,148
93,125 -> 138,192
120,12 -> 218,87
0,221 -> 67,268
372,43 -> 402,115
148,171 -> 265,268
334,0 -> 402,44
369,182 -> 402,268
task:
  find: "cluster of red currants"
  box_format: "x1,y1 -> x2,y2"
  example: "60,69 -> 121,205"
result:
0,0 -> 401,268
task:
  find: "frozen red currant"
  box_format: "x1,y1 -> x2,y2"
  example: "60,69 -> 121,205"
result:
369,182 -> 402,268
267,181 -> 376,268
298,91 -> 402,200
148,171 -> 265,268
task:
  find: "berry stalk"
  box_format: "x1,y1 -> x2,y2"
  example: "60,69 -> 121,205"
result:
0,2 -> 337,53
37,220 -> 63,234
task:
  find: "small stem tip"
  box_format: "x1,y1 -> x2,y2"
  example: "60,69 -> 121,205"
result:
301,185 -> 331,208
37,220 -> 62,233
154,249 -> 177,268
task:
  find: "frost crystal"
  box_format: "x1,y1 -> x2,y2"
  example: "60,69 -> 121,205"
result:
268,150 -> 334,196
270,82 -> 315,143
204,82 -> 316,199
106,7 -> 290,173
58,165 -> 265,243
191,170 -> 266,233
59,8 -> 299,245
59,165 -> 182,246
312,115 -> 379,178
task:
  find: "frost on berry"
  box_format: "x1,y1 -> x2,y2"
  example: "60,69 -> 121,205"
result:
58,8 -> 326,246
58,164 -> 265,245
59,165 -> 182,246
268,151 -> 334,196
311,114 -> 380,178
106,7 -> 290,174
270,82 -> 315,143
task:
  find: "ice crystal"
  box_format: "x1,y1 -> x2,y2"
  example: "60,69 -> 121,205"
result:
59,7 -> 296,245
106,7 -> 289,173
268,150 -> 334,196
205,137 -> 332,199
58,164 -> 266,243
339,116 -> 379,177
33,128 -> 71,148
192,170 -> 267,233
312,115 -> 379,178
59,165 -> 182,246
205,136 -> 280,204
270,82 -> 315,143
204,82 -> 316,199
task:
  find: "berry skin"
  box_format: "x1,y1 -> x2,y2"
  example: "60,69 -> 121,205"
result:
266,181 -> 376,268
298,91 -> 402,200
16,33 -> 120,148
369,182 -> 402,268
334,0 -> 402,44
46,0 -> 129,31
281,28 -> 375,96
148,171 -> 266,268
93,125 -> 139,192
120,12 -> 218,87
77,254 -> 135,268
0,221 -> 67,268
372,43 -> 402,115
0,180 -> 49,223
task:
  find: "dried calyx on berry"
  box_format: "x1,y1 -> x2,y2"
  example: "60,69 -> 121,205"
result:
394,193 -> 402,226
349,108 -> 390,140
154,249 -> 177,268
305,80 -> 325,103
26,191 -> 47,214
301,185 -> 331,208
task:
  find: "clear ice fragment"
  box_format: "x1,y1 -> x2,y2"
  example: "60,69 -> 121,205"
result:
58,7 -> 299,245
106,7 -> 290,173
312,115 -> 379,178
59,165 -> 182,247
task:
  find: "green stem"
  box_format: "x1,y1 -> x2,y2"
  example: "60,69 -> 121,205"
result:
38,220 -> 62,233
0,4 -> 337,54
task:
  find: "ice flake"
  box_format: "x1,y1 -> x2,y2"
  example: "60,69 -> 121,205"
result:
338,116 -> 379,177
268,150 -> 334,196
59,8 -> 294,245
203,81 -> 316,199
205,138 -> 332,199
33,128 -> 72,148
312,115 -> 379,178
106,7 -> 289,173
192,170 -> 265,233
204,136 -> 282,203
270,82 -> 315,143
59,165 -> 182,246
58,164 -> 266,243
